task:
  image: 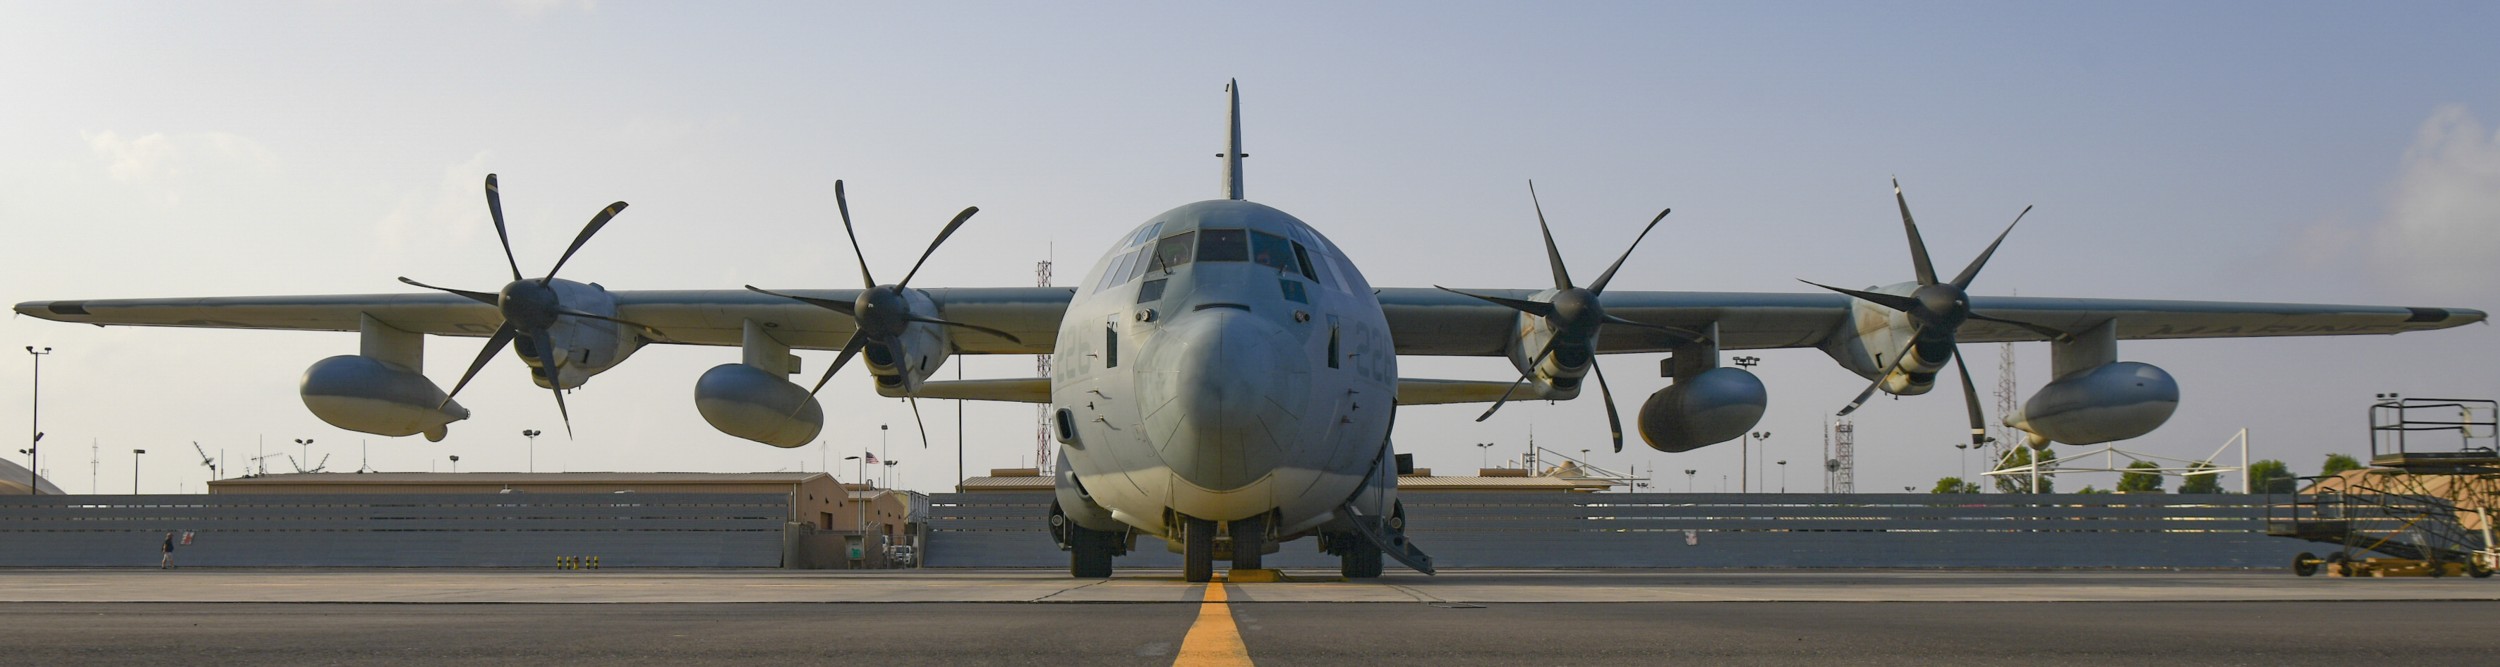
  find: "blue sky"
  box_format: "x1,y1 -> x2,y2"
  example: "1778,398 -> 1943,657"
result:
3,1 -> 2495,494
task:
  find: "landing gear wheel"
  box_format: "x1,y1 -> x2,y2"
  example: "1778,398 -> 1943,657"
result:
1341,537 -> 1384,579
2292,552 -> 2319,577
2469,560 -> 2493,579
1230,516 -> 1266,571
1182,517 -> 1216,583
1068,525 -> 1116,579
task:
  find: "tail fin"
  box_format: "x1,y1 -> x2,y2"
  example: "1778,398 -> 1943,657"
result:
1221,80 -> 1245,200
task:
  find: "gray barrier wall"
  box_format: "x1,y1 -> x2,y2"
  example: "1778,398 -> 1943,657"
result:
925,492 -> 2314,569
0,493 -> 790,568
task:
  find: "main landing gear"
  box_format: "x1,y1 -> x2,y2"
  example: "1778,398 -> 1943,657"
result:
1177,515 -> 1270,583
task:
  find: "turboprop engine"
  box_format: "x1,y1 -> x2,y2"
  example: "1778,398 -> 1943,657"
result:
2005,361 -> 2178,446
300,355 -> 468,442
1637,366 -> 1768,453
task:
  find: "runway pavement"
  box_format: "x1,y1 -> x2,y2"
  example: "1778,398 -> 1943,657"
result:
0,569 -> 2494,665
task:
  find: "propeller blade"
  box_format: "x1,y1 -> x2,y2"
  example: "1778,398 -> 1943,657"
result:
1528,180 -> 1574,291
746,285 -> 858,317
1952,345 -> 1987,446
1838,325 -> 1923,417
441,323 -> 519,406
1600,314 -> 1710,345
1592,357 -> 1624,453
554,307 -> 670,340
898,206 -> 980,289
1434,286 -> 1556,317
398,277 -> 499,306
543,201 -> 628,284
907,396 -> 931,449
1587,208 -> 1671,295
1968,311 -> 2073,342
901,315 -> 1024,344
834,181 -> 877,289
532,332 -> 573,437
804,332 -> 871,399
1477,338 -> 1562,422
1949,205 -> 2031,290
1799,279 -> 1921,313
1893,178 -> 1939,286
484,174 -> 521,282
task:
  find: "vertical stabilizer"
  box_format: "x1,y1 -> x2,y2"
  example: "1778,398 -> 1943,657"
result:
1221,80 -> 1245,200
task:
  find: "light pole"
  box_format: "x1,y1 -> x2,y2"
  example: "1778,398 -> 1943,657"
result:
26,346 -> 51,495
1777,460 -> 1788,493
845,454 -> 866,565
1954,443 -> 1969,482
1475,442 -> 1495,469
130,449 -> 146,494
1741,431 -> 1770,493
884,459 -> 899,489
1683,469 -> 1696,493
522,429 -> 542,473
448,455 -> 460,473
879,424 -> 890,484
293,438 -> 313,473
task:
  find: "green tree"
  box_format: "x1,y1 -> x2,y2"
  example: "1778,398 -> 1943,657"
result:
1931,476 -> 1980,494
2075,485 -> 2112,494
2178,460 -> 2223,494
2321,453 -> 2364,477
1991,446 -> 2055,493
2247,459 -> 2298,494
2116,460 -> 2164,493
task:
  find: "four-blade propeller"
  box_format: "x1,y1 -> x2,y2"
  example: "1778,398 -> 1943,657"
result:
1436,181 -> 1707,453
1799,179 -> 2067,445
398,173 -> 666,437
747,180 -> 1023,449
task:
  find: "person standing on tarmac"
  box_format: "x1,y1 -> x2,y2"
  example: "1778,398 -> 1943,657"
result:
160,532 -> 175,570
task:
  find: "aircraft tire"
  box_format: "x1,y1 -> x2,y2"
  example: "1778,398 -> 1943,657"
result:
1069,526 -> 1116,579
1341,538 -> 1383,579
1230,515 -> 1266,571
1183,517 -> 1216,583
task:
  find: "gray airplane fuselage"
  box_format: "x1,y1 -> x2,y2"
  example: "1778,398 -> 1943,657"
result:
1050,199 -> 1398,542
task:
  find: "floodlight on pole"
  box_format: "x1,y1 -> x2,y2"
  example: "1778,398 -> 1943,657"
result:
130,449 -> 146,494
522,430 -> 542,473
26,346 -> 51,495
448,455 -> 460,473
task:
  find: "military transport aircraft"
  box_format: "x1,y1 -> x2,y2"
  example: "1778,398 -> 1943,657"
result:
14,82 -> 2485,582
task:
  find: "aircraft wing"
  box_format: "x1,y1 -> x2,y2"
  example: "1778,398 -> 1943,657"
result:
1377,288 -> 2487,356
11,287 -> 1072,355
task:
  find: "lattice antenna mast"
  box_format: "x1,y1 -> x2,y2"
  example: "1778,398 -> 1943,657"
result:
1833,421 -> 1856,494
1034,258 -> 1055,475
1992,341 -> 2021,467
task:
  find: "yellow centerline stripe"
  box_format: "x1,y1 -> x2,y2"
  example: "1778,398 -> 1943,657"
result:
1173,581 -> 1252,666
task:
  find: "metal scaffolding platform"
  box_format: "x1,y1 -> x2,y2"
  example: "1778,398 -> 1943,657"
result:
2269,397 -> 2499,578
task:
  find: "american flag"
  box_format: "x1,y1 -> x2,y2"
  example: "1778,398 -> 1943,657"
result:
864,452 -> 879,465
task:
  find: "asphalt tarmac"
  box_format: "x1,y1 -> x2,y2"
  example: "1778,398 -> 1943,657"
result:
0,570 -> 2493,666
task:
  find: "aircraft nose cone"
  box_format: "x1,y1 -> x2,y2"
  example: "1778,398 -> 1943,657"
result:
1136,309 -> 1311,492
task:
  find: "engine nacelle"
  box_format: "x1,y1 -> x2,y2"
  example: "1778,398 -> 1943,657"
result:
2005,361 -> 2179,446
693,363 -> 824,448
1637,367 -> 1769,453
300,355 -> 468,442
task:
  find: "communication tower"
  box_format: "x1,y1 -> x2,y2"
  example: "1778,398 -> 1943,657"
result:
1034,259 -> 1055,475
1829,421 -> 1856,494
1991,341 -> 2022,466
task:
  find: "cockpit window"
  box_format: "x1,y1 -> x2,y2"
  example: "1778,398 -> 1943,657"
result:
1290,241 -> 1320,282
1251,231 -> 1300,274
1196,229 -> 1249,262
1148,231 -> 1196,274
1126,221 -> 1164,247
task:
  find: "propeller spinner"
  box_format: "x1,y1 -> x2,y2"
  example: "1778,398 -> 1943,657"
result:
398,174 -> 666,437
1436,181 -> 1707,452
748,180 -> 1023,449
1800,179 -> 2068,446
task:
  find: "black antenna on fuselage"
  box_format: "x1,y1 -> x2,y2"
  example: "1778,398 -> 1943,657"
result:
1220,80 -> 1245,200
